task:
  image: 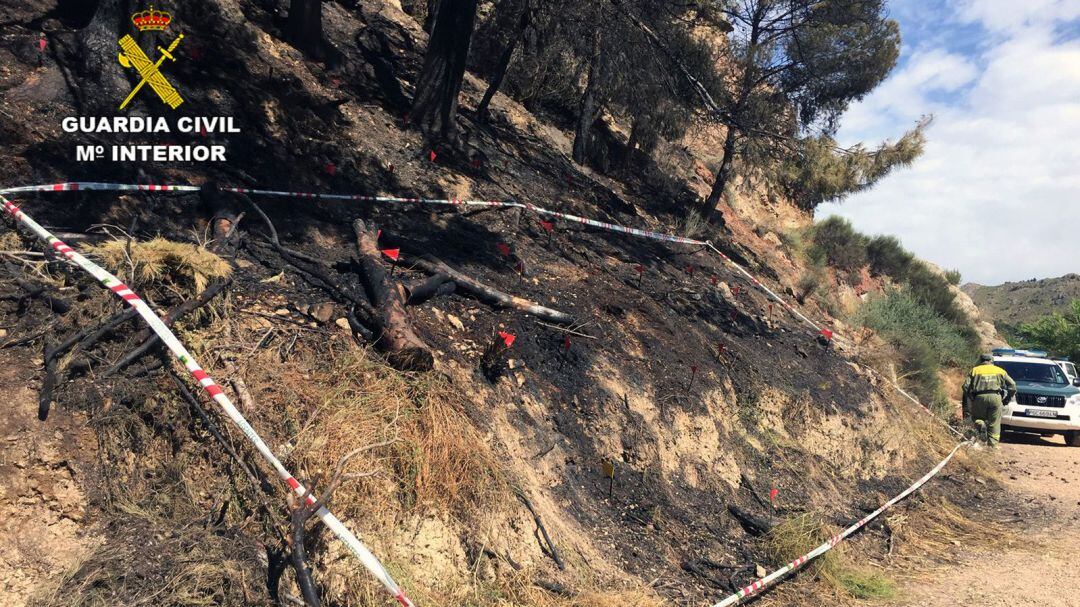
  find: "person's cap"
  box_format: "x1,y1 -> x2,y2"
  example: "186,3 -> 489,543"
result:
979,353 -> 993,363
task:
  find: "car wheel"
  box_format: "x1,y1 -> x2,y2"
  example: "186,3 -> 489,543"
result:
1065,431 -> 1080,447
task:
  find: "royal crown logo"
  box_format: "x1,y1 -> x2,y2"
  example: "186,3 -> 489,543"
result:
117,4 -> 184,110
131,5 -> 172,31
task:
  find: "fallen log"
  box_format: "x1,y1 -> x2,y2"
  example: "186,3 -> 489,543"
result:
352,220 -> 433,372
405,254 -> 574,325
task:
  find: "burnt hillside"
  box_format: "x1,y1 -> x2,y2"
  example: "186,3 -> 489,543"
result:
0,2 -> 993,607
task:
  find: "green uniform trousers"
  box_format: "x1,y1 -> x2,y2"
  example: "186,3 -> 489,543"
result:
970,393 -> 1003,445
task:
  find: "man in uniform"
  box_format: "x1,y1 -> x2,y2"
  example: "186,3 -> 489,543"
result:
961,353 -> 1017,446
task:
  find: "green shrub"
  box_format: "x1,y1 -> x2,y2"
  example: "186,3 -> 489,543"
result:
1016,300 -> 1080,362
944,268 -> 962,285
837,569 -> 898,600
866,235 -> 913,279
859,289 -> 979,406
809,216 -> 868,272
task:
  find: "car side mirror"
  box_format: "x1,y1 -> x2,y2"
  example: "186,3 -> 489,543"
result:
1073,378 -> 1080,387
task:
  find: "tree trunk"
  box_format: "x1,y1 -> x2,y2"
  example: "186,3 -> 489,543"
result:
476,0 -> 530,123
572,28 -> 603,166
72,0 -> 132,111
411,0 -> 480,142
286,0 -> 323,59
704,126 -> 738,217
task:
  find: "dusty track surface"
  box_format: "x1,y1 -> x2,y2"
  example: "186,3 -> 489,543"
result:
897,433 -> 1080,607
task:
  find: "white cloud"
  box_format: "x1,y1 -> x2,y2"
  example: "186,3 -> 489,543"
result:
950,0 -> 1080,33
818,10 -> 1080,285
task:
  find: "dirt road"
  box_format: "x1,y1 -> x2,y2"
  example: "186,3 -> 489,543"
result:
898,433 -> 1080,606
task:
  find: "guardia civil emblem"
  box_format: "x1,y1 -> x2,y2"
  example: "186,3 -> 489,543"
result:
117,5 -> 184,110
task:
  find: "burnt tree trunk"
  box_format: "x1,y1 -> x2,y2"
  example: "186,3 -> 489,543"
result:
475,0 -> 530,123
352,220 -> 434,371
572,28 -> 603,166
71,0 -> 133,110
411,0 -> 480,142
702,126 -> 737,219
286,0 -> 324,58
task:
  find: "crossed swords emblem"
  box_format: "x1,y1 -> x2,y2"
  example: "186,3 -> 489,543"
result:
117,33 -> 184,110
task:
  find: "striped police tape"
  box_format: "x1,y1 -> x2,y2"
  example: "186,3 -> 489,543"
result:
711,440 -> 967,607
0,192 -> 416,607
0,182 -> 833,338
1,181 -> 964,605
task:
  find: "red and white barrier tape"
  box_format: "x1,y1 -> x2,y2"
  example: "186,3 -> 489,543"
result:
711,440 -> 967,607
0,191 -> 416,607
1,181 -> 965,604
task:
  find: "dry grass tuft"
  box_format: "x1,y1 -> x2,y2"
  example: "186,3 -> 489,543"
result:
85,237 -> 232,295
886,496 -> 1011,571
765,513 -> 846,586
256,345 -> 507,525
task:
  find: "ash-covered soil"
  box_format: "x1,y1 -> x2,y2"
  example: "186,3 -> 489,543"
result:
0,1 -> 1017,606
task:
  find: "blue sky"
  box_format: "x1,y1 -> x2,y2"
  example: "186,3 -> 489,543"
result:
816,0 -> 1080,285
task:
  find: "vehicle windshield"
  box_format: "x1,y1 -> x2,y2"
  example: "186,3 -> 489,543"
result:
996,361 -> 1068,385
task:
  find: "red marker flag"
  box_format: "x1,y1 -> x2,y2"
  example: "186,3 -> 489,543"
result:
563,335 -> 571,352
381,248 -> 400,261
691,365 -> 698,374
686,265 -> 695,276
496,243 -> 511,258
539,220 -> 554,233
820,328 -> 833,341
498,331 -> 516,348
635,264 -> 644,274
429,150 -> 437,162
769,488 -> 779,506
710,275 -> 718,286
324,162 -> 337,176
38,34 -> 47,52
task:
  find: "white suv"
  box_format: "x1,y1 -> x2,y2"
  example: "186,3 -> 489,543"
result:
1055,358 -> 1078,382
995,350 -> 1080,447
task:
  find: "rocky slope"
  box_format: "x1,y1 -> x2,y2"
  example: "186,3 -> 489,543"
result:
963,273 -> 1080,332
0,2 -> 996,606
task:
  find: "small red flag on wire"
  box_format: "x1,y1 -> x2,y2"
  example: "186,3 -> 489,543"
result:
539,220 -> 554,233
636,264 -> 644,274
381,248 -> 400,261
710,275 -> 718,286
820,328 -> 833,341
429,150 -> 437,162
496,243 -> 511,258
563,335 -> 571,352
498,331 -> 516,348
324,162 -> 336,176
38,34 -> 46,52
769,488 -> 779,506
686,265 -> 695,276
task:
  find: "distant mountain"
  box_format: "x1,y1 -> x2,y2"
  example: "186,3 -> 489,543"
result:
962,274 -> 1080,332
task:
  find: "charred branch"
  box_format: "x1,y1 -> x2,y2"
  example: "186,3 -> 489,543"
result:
405,254 -> 574,325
